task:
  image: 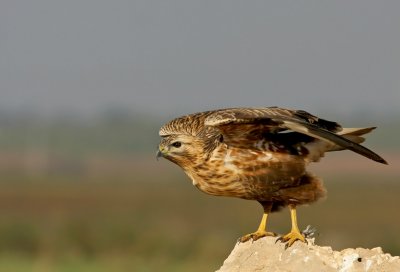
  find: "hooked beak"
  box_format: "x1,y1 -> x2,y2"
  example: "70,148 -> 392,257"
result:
156,149 -> 164,161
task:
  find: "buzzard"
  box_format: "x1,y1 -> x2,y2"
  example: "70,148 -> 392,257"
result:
157,107 -> 387,247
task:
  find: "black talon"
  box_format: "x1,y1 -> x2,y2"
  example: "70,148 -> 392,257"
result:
284,243 -> 290,250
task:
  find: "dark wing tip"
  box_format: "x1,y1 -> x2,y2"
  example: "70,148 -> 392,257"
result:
376,157 -> 388,165
348,144 -> 388,165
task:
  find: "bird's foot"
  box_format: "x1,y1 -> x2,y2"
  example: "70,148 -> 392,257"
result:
276,229 -> 306,249
238,230 -> 276,243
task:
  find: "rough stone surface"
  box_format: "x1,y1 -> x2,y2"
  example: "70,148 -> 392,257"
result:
217,237 -> 400,272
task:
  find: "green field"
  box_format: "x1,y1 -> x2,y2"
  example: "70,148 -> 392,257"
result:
0,168 -> 398,271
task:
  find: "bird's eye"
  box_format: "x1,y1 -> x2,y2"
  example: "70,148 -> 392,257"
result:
171,141 -> 182,148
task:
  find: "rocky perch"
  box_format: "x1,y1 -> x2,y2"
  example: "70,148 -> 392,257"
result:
217,237 -> 400,272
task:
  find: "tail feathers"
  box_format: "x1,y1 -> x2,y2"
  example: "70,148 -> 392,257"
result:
339,127 -> 376,136
305,127 -> 387,164
330,127 -> 376,151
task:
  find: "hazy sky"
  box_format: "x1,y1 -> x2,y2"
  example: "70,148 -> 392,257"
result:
1,1 -> 399,117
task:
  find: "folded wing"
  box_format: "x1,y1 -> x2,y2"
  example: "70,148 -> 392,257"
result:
205,107 -> 387,164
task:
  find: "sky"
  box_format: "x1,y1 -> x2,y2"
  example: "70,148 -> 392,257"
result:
1,1 -> 399,118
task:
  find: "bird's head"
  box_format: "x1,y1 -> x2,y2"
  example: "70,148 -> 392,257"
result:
157,134 -> 209,168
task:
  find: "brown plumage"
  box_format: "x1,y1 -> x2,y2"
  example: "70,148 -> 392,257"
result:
157,107 -> 387,247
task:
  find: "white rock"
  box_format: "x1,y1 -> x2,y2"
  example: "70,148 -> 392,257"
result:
217,237 -> 400,272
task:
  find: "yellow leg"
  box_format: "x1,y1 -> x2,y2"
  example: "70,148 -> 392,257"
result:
277,204 -> 306,248
239,203 -> 276,243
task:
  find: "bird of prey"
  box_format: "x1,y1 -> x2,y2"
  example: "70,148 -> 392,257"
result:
157,107 -> 387,247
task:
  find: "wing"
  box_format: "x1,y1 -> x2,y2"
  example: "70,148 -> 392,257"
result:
205,107 -> 387,164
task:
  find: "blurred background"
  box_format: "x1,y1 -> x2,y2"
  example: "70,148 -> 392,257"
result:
1,1 -> 399,271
